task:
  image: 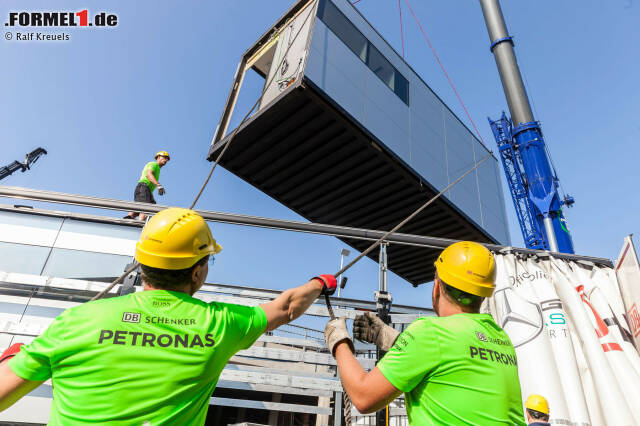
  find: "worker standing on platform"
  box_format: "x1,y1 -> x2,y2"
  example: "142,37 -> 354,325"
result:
525,394 -> 550,425
324,241 -> 525,425
0,208 -> 337,425
124,151 -> 170,221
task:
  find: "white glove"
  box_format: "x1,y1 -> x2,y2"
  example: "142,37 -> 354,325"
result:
324,317 -> 354,357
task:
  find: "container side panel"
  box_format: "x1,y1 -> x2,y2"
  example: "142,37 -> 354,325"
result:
476,152 -> 510,244
363,74 -> 410,161
409,79 -> 445,138
410,112 -> 448,191
450,184 -> 482,228
363,66 -> 410,135
307,20 -> 366,123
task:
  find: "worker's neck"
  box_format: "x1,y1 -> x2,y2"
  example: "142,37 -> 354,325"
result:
143,283 -> 192,295
437,301 -> 473,317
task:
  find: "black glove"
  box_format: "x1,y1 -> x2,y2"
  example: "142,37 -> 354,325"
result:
353,312 -> 400,351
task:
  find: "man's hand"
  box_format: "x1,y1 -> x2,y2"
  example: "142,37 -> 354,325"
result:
353,312 -> 399,351
313,274 -> 337,296
157,185 -> 166,196
324,317 -> 354,356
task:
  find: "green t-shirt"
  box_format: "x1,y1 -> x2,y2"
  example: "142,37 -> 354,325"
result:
9,290 -> 267,425
377,313 -> 525,425
138,161 -> 160,192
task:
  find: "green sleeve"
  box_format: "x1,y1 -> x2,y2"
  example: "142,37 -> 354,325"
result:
376,319 -> 441,392
222,304 -> 267,351
9,312 -> 69,381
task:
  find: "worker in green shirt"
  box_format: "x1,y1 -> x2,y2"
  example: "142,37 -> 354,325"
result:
0,207 -> 338,425
124,150 -> 170,221
324,241 -> 525,425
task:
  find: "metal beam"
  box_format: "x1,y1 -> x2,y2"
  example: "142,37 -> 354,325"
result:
235,345 -> 376,369
209,397 -> 333,415
0,186 -> 613,266
0,271 -> 433,316
216,380 -> 333,397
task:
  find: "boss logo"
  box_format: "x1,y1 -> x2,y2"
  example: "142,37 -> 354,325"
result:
122,312 -> 141,323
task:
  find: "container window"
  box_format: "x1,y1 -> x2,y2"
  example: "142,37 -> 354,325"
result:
367,45 -> 395,88
318,0 -> 367,61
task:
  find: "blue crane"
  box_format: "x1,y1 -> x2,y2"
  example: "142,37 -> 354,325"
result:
479,0 -> 575,253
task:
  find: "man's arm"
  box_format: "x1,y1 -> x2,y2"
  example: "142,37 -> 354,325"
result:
146,169 -> 165,195
260,276 -> 335,332
145,169 -> 160,186
333,340 -> 402,414
0,346 -> 45,412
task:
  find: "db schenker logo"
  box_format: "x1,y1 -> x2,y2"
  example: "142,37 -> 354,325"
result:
5,10 -> 118,28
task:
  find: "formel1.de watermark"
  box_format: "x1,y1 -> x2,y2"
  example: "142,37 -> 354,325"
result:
4,10 -> 118,42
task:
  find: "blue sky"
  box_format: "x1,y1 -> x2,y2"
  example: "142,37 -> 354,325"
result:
2,0 -> 638,309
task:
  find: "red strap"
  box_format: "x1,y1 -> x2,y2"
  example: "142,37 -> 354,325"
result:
0,343 -> 24,363
314,274 -> 337,294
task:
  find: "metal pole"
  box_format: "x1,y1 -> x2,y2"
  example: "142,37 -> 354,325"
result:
337,249 -> 350,298
479,0 -> 568,253
334,391 -> 343,426
478,0 -> 533,127
543,216 -> 559,252
375,242 -> 391,426
0,186 -> 610,266
378,243 -> 388,294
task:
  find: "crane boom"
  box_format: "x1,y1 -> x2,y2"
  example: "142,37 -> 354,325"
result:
0,148 -> 47,181
479,0 -> 575,253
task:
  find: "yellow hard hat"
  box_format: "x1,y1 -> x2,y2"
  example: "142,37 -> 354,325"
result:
434,241 -> 496,297
155,150 -> 170,160
525,394 -> 549,415
135,208 -> 222,270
